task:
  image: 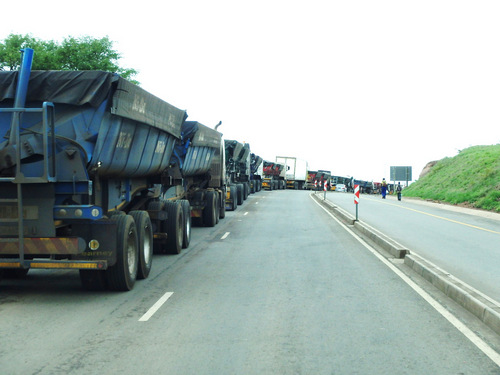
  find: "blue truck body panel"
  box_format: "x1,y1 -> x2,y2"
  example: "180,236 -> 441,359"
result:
0,70 -> 185,180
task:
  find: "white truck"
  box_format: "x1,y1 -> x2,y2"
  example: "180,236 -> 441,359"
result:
275,156 -> 308,190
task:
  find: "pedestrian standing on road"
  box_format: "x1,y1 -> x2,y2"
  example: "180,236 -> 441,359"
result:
396,182 -> 402,201
381,178 -> 388,199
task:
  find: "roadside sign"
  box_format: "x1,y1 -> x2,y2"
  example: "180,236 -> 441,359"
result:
354,184 -> 360,221
390,166 -> 412,182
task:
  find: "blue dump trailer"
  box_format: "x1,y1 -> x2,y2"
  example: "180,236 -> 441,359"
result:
0,49 -> 192,291
169,120 -> 226,230
224,140 -> 253,210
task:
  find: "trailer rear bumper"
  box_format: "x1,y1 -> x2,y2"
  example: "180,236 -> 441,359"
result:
0,258 -> 107,270
0,220 -> 117,270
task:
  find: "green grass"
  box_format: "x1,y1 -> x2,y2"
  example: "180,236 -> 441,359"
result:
404,144 -> 500,212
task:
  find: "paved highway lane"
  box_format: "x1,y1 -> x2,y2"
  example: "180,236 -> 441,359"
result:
324,191 -> 500,302
1,190 -> 500,374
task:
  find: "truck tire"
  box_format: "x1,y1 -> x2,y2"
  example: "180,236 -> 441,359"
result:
203,190 -> 217,227
107,214 -> 139,291
228,185 -> 237,211
130,210 -> 153,280
215,191 -> 220,224
165,201 -> 184,254
180,199 -> 191,249
236,184 -> 244,205
243,183 -> 249,200
219,190 -> 226,219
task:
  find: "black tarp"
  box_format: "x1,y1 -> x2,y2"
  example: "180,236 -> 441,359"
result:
224,140 -> 244,161
0,70 -> 185,139
0,70 -> 115,107
182,121 -> 221,148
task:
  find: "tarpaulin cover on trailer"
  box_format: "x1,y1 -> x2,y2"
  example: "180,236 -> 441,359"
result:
0,70 -> 185,138
182,121 -> 221,148
225,140 -> 244,161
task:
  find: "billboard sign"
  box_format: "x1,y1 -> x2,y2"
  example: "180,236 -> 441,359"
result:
390,166 -> 412,181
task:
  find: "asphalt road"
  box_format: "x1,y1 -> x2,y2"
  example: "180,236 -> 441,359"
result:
0,190 -> 499,374
324,190 -> 500,302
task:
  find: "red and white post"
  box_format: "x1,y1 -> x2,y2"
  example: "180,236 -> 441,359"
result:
354,184 -> 360,221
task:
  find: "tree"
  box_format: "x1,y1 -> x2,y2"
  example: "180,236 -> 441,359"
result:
0,34 -> 139,84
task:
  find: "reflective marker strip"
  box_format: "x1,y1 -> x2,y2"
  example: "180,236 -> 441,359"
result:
0,238 -> 80,254
0,261 -> 106,270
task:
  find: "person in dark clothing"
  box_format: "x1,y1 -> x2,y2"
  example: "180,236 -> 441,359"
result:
396,182 -> 402,201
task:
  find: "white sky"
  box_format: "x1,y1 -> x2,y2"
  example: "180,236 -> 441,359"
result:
2,0 -> 499,182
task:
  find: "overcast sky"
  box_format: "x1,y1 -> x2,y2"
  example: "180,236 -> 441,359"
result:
2,1 -> 499,182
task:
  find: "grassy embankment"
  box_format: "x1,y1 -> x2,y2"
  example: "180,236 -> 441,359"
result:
404,144 -> 500,212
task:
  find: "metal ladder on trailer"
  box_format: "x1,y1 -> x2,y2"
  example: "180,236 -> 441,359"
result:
0,48 -> 57,269
0,103 -> 57,268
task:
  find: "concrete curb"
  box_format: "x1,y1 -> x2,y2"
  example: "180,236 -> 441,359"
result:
312,193 -> 408,258
352,221 -> 408,259
405,254 -> 500,336
312,192 -> 500,336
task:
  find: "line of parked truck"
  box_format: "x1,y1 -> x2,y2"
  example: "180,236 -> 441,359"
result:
0,49 -> 277,291
0,49 -> 389,292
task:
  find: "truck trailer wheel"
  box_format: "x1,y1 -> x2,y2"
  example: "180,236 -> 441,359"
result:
180,200 -> 191,249
232,186 -> 238,210
107,214 -> 139,291
243,183 -> 249,200
130,210 -> 153,280
203,190 -> 217,227
215,191 -> 220,224
219,190 -> 226,219
236,184 -> 244,205
165,201 -> 184,254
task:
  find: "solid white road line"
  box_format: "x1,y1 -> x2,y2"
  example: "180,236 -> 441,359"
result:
311,195 -> 500,366
221,232 -> 230,240
139,292 -> 174,322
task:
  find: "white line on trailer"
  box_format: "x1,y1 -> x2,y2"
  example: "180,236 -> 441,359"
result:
221,232 -> 230,240
139,292 -> 174,322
